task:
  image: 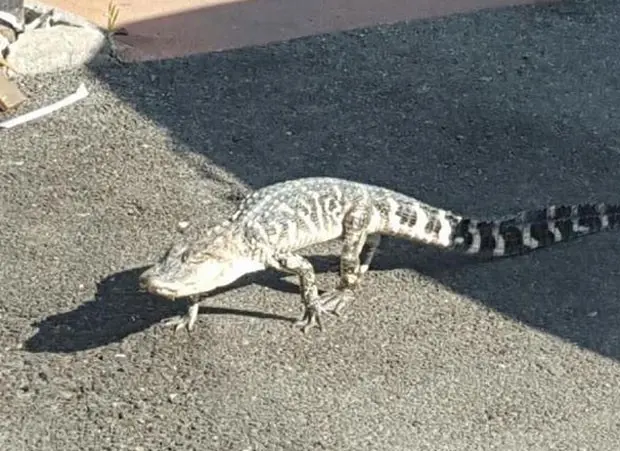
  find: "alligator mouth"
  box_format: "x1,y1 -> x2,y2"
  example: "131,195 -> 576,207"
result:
139,275 -> 180,299
148,286 -> 179,299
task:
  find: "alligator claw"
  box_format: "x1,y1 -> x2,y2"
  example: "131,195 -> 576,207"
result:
162,303 -> 199,333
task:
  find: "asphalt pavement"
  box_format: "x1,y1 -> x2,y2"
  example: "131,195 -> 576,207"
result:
2,0 -> 620,449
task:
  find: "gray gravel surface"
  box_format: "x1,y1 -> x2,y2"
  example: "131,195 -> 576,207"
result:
2,0 -> 620,449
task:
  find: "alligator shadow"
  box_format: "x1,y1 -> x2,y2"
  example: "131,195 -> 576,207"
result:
23,257 -> 339,353
23,235 -> 620,359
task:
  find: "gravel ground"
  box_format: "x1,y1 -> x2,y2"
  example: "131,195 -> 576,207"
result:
2,0 -> 620,449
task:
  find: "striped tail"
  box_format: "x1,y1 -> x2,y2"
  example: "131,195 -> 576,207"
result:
450,203 -> 620,257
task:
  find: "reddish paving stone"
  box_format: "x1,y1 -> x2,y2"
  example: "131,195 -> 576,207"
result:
42,0 -> 557,61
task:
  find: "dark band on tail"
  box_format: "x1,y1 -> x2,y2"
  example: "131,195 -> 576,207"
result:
450,202 -> 620,257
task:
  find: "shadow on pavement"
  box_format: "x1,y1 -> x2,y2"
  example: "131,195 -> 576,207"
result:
82,0 -> 620,359
109,0 -> 553,61
24,258 -> 338,353
373,240 -> 620,360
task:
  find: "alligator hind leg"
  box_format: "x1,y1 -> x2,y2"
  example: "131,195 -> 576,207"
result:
359,233 -> 381,276
318,210 -> 378,317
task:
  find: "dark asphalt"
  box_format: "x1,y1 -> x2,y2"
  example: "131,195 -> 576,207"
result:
2,0 -> 620,449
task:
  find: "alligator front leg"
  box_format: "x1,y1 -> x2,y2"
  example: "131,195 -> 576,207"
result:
161,295 -> 203,333
274,253 -> 331,333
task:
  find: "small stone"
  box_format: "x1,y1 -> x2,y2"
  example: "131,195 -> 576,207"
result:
7,25 -> 105,75
0,24 -> 16,45
58,390 -> 73,400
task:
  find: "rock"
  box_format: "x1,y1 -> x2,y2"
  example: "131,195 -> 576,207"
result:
6,24 -> 106,75
0,23 -> 17,45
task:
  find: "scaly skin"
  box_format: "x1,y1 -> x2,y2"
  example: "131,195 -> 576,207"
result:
139,177 -> 620,333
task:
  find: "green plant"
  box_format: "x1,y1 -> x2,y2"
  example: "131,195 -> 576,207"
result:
106,1 -> 120,34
